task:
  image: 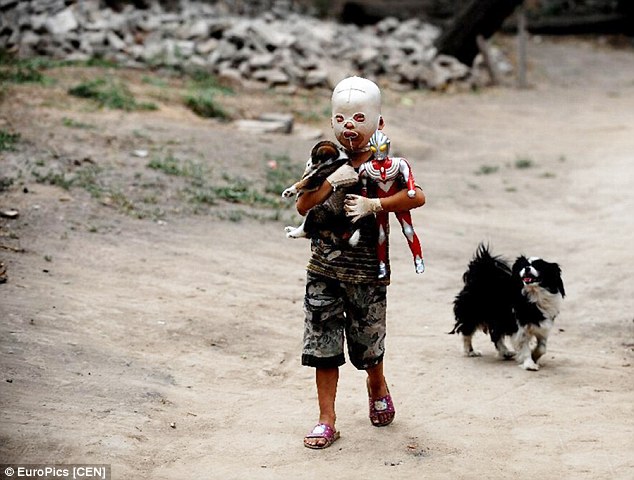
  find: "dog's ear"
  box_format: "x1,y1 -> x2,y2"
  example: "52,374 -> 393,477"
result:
549,262 -> 565,297
311,141 -> 339,163
512,256 -> 529,275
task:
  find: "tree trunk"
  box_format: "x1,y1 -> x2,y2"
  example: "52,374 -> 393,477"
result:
435,0 -> 523,66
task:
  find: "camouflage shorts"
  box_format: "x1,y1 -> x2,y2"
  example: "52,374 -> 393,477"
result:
302,271 -> 387,370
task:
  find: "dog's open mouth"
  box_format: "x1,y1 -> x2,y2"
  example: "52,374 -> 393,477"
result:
522,275 -> 538,285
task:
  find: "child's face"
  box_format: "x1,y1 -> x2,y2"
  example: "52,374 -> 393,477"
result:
331,77 -> 382,152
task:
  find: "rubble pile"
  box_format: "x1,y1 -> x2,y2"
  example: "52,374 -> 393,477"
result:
0,0 -> 512,91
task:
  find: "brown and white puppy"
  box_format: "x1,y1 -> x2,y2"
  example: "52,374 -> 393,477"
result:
281,141 -> 349,198
282,141 -> 367,246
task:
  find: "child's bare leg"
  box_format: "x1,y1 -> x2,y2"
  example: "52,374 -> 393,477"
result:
366,362 -> 393,425
305,367 -> 339,448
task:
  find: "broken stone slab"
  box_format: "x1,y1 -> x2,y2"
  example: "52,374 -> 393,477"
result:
294,124 -> 323,140
0,209 -> 19,219
106,31 -> 126,50
258,113 -> 294,134
234,119 -> 291,135
44,7 -> 78,35
248,53 -> 275,70
195,38 -> 218,56
303,69 -> 329,88
251,68 -> 290,86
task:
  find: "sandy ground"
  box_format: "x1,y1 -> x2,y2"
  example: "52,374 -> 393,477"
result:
1,37 -> 633,479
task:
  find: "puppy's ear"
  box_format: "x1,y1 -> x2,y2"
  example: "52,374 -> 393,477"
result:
551,263 -> 565,297
314,143 -> 339,162
512,256 -> 529,275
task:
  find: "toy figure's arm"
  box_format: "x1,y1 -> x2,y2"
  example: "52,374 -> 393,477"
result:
398,158 -> 417,198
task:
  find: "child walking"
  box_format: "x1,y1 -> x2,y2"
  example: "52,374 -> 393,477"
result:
295,76 -> 426,449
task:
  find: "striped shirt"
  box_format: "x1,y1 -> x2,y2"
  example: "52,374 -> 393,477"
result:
306,180 -> 391,285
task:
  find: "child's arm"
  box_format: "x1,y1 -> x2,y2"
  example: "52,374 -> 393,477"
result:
380,186 -> 425,212
295,181 -> 333,216
295,163 -> 358,216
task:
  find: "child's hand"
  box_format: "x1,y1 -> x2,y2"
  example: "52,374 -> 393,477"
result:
326,164 -> 358,189
345,194 -> 382,223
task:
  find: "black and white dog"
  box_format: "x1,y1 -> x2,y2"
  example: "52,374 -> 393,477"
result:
450,244 -> 565,370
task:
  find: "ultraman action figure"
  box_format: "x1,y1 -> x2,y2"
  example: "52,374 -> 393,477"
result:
360,130 -> 425,279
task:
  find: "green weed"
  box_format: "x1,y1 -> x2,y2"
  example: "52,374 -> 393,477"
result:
62,117 -> 96,129
264,154 -> 305,195
514,156 -> 534,169
0,176 -> 14,192
0,53 -> 51,84
68,77 -> 158,111
0,129 -> 20,151
187,70 -> 233,94
147,152 -> 206,178
184,89 -> 228,119
184,70 -> 232,119
475,165 -> 499,175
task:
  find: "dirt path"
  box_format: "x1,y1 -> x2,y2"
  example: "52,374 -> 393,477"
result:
1,38 -> 633,479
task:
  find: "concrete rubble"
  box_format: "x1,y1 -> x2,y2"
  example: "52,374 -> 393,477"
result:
0,0 -> 512,91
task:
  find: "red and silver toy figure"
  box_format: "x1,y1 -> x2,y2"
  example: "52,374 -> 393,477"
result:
360,130 -> 425,278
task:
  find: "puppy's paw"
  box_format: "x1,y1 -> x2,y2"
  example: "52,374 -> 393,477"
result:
520,359 -> 539,371
467,350 -> 482,357
500,351 -> 516,360
285,226 -> 301,238
348,229 -> 361,247
281,186 -> 297,198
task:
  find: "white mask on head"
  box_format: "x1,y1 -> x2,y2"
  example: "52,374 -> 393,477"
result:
331,76 -> 383,152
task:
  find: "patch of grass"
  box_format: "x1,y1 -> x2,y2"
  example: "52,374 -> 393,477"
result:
185,176 -> 282,209
213,174 -> 273,205
514,156 -> 534,169
264,154 -> 305,195
184,70 -> 232,119
187,70 -> 233,94
540,172 -> 556,178
142,75 -> 169,88
147,152 -> 206,178
32,163 -> 103,195
32,169 -> 74,190
0,53 -> 52,84
68,77 -> 158,111
62,117 -> 96,129
0,176 -> 14,192
184,89 -> 229,119
475,164 -> 499,175
0,129 -> 20,151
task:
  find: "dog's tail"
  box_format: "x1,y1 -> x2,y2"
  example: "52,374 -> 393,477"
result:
448,323 -> 461,335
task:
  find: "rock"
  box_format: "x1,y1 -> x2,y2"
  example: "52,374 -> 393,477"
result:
44,7 -> 78,35
0,1 -> 511,92
234,119 -> 291,134
252,68 -> 289,86
258,113 -> 294,134
0,209 -> 19,219
106,31 -> 126,50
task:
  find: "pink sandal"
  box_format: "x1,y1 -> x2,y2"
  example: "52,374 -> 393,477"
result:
367,381 -> 395,427
304,423 -> 340,449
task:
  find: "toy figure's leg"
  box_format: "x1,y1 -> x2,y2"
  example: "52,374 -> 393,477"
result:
395,211 -> 425,274
376,211 -> 389,279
